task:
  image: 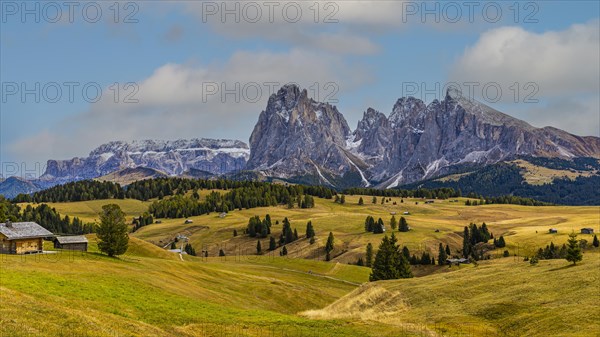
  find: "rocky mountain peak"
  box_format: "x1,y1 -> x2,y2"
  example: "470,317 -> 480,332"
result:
389,96 -> 426,127
247,85 -> 359,185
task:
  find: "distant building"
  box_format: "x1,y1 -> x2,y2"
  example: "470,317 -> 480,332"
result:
219,212 -> 227,218
403,211 -> 410,215
184,219 -> 193,224
54,236 -> 88,251
581,228 -> 594,234
549,228 -> 558,234
390,212 -> 397,215
0,221 -> 53,254
446,258 -> 469,265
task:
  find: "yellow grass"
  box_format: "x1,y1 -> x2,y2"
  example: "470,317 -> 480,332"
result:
4,194 -> 598,336
128,195 -> 598,263
18,199 -> 152,223
512,159 -> 597,185
303,253 -> 600,336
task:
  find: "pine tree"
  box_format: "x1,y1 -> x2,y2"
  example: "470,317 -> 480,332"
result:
340,195 -> 346,204
370,236 -> 393,281
399,217 -> 409,232
462,226 -> 471,258
233,229 -> 238,237
309,236 -> 315,244
293,228 -> 299,240
281,246 -> 288,256
373,218 -> 384,234
445,244 -> 451,256
356,257 -> 364,266
365,242 -> 373,267
438,242 -> 447,265
306,221 -> 315,239
390,215 -> 397,230
247,217 -> 257,237
282,217 -> 294,243
370,233 -> 412,281
396,252 -> 413,278
402,246 -> 410,260
372,196 -> 377,204
325,232 -> 335,255
358,197 -> 364,205
566,231 -> 583,265
219,249 -> 226,257
256,240 -> 262,255
593,235 -> 599,248
170,241 -> 177,249
497,236 -> 506,248
269,236 -> 276,250
97,204 -> 129,257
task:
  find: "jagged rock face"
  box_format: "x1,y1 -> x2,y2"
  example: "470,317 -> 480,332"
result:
248,85 -> 600,188
41,139 -> 249,182
246,85 -> 356,183
370,90 -> 600,187
352,108 -> 392,164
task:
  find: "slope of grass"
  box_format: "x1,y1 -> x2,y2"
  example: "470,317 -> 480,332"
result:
130,195 -> 599,263
304,251 -> 600,336
512,159 -> 597,185
18,199 -> 152,223
33,196 -> 599,264
0,238 -> 388,337
3,193 -> 599,336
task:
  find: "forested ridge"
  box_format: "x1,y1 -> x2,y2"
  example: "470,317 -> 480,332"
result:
1,196 -> 94,234
401,163 -> 600,205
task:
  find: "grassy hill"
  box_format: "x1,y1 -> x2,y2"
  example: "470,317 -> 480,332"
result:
4,194 -> 600,336
129,195 -> 599,263
303,255 -> 600,336
18,199 -> 152,223
0,237 -> 390,337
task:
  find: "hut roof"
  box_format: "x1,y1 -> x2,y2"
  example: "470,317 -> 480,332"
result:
55,236 -> 88,244
0,222 -> 53,240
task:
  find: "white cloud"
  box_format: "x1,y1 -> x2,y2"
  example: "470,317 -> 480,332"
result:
506,96 -> 600,137
448,21 -> 600,137
6,49 -> 373,162
450,20 -> 600,97
181,1 -> 410,55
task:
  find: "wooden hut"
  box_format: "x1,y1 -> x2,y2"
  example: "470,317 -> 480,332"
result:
54,236 -> 88,251
0,221 -> 53,254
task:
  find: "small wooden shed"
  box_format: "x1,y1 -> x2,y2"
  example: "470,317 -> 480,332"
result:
0,221 -> 53,254
54,236 -> 88,251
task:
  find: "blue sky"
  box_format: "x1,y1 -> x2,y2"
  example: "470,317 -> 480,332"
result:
1,1 -> 599,178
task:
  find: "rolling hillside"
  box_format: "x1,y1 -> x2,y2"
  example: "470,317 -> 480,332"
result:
3,193 -> 599,336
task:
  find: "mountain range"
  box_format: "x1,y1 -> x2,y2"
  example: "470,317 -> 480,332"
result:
1,84 -> 599,199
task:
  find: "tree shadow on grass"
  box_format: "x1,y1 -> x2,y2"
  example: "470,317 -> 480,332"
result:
547,263 -> 577,272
